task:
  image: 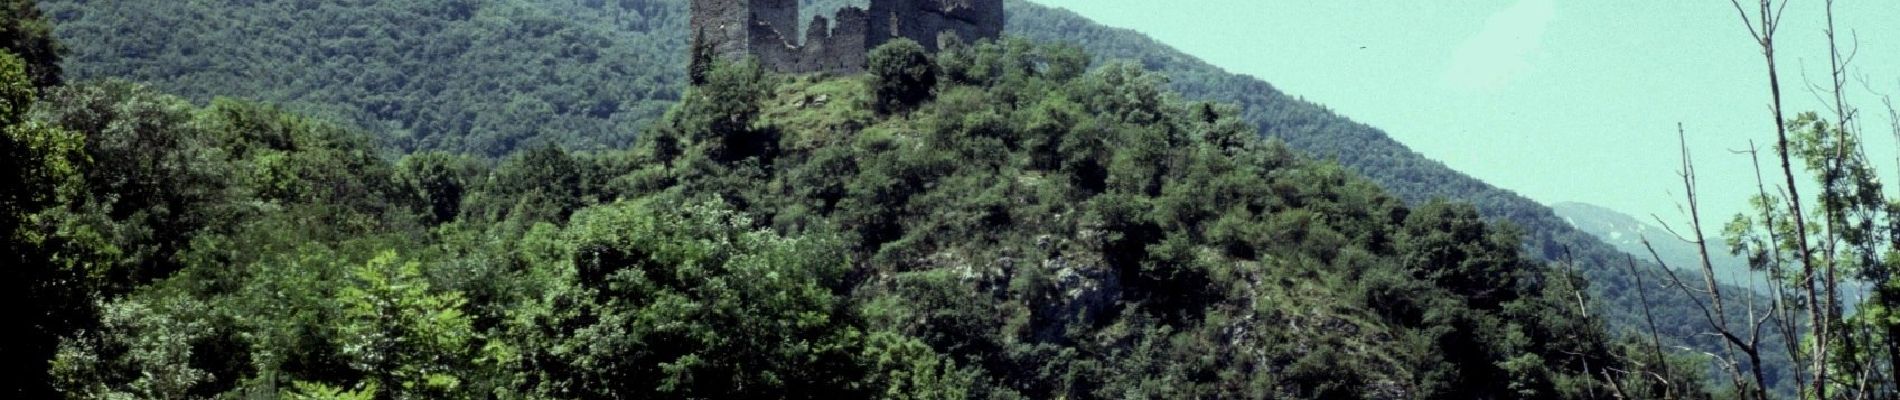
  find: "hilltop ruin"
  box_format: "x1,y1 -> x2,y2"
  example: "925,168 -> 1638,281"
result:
690,0 -> 1005,74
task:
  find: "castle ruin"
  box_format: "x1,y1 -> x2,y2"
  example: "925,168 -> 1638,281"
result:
690,0 -> 1005,74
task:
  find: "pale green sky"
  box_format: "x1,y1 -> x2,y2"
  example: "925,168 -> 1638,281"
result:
1034,0 -> 1900,233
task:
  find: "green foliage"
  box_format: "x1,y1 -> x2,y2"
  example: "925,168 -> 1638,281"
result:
868,38 -> 938,114
40,0 -> 683,156
21,79 -> 430,398
689,28 -> 715,86
1,52 -> 83,227
50,295 -> 216,399
664,58 -> 778,163
335,251 -> 475,398
855,332 -> 978,400
617,37 -> 1632,398
31,81 -> 232,287
14,1 -> 1725,398
396,151 -> 481,225
995,2 -> 1782,383
516,199 -> 865,398
35,3 -> 1756,375
284,381 -> 379,400
1725,110 -> 1900,398
465,145 -> 585,224
1398,201 -> 1527,310
0,50 -> 29,122
2,50 -> 89,399
1,0 -> 61,88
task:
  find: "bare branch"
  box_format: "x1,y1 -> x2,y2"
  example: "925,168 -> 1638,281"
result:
1729,0 -> 1765,42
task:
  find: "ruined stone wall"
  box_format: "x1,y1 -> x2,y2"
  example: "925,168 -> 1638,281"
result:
869,0 -> 1005,52
689,0 -> 753,61
798,8 -> 873,73
747,0 -> 801,69
691,0 -> 1003,75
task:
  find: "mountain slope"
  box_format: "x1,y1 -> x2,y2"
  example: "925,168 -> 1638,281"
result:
38,0 -> 686,155
37,0 -> 1782,387
987,5 -> 1794,381
12,35 -> 1653,397
809,2 -> 1791,378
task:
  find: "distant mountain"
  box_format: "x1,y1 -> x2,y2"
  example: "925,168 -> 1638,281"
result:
1552,202 -> 1763,290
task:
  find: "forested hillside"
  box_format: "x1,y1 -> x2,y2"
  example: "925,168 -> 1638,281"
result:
37,0 -> 686,155
35,0 -> 1789,384
986,4 -> 1800,380
5,1 -> 1710,392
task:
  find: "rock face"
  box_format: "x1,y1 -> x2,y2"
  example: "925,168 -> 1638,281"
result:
691,0 -> 1004,74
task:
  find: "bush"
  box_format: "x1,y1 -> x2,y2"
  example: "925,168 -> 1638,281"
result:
868,39 -> 937,114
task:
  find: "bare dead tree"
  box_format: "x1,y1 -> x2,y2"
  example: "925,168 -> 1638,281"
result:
1651,124 -> 1772,399
1807,1 -> 1900,395
1884,92 -> 1899,174
1818,1 -> 1863,393
1623,254 -> 1674,397
1729,0 -> 1830,396
1735,139 -> 1811,395
1556,250 -> 1603,399
1649,238 -> 1777,400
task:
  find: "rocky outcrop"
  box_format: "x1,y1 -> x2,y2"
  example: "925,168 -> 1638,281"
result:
691,0 -> 1004,75
1047,256 -> 1119,327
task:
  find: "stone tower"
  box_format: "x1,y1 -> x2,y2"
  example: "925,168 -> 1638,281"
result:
688,0 -> 798,67
690,0 -> 1004,75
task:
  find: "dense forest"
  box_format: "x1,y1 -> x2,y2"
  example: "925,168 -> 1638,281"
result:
37,0 -> 685,155
31,0 -> 1797,390
4,0 -> 1713,395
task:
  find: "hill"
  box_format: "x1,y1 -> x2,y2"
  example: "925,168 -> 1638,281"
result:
36,0 -> 1784,389
5,26 -> 1697,396
38,0 -> 687,155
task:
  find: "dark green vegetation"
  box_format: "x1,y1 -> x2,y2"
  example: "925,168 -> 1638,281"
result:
6,0 -> 1706,394
983,5 -> 1802,390
2,0 -> 58,87
37,0 -> 685,155
34,0 -> 1783,376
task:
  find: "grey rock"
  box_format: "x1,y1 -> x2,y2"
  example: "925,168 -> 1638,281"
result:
1047,257 -> 1119,327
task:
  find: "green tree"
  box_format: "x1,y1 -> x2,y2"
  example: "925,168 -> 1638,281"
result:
658,59 -> 776,163
49,295 -> 216,399
1,52 -> 76,225
334,251 -> 476,399
689,30 -> 714,86
1,0 -> 61,88
1,51 -> 88,399
521,199 -> 865,398
396,151 -> 479,225
854,331 -> 976,400
30,80 -> 231,289
868,38 -> 938,114
283,381 -> 378,400
1398,201 -> 1527,310
467,146 -> 584,224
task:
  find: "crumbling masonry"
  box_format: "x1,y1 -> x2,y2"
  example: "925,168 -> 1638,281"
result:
690,0 -> 1005,74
